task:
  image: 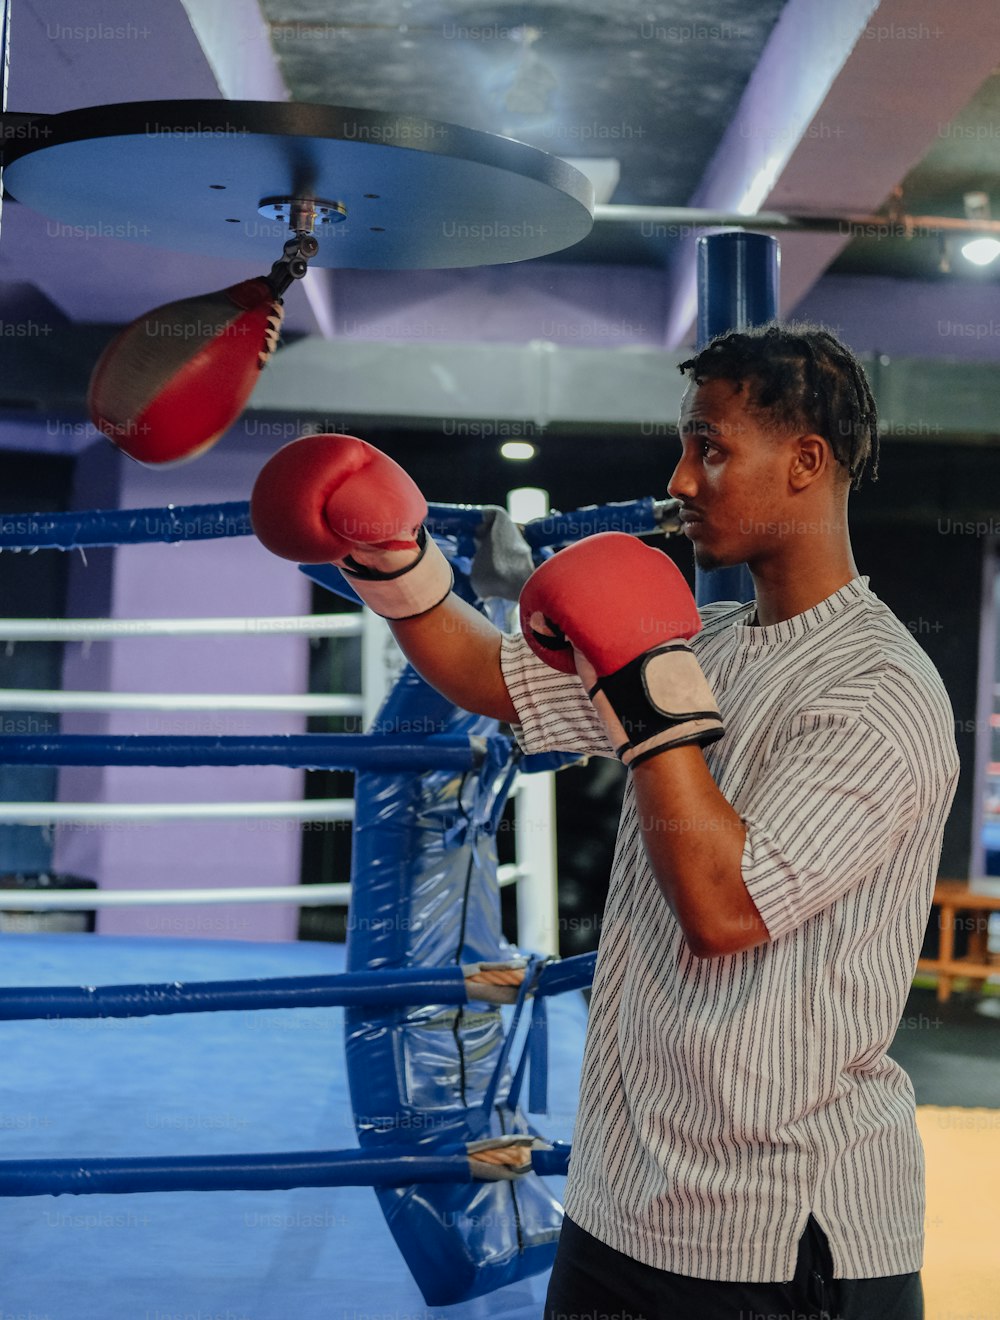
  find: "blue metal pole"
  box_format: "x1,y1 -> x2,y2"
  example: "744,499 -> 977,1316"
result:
693,231 -> 779,608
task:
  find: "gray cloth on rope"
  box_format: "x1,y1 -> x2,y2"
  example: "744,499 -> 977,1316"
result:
470,506 -> 538,601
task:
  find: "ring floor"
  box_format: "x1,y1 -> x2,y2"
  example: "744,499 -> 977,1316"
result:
0,933 -> 586,1320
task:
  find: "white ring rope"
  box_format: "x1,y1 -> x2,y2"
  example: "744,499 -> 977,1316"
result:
0,883 -> 352,908
2,689 -> 363,715
0,866 -> 527,908
0,800 -> 355,824
0,614 -> 363,641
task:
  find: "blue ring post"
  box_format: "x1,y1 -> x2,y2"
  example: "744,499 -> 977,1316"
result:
693,231 -> 779,608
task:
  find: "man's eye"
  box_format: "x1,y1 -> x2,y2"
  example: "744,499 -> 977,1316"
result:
700,440 -> 716,457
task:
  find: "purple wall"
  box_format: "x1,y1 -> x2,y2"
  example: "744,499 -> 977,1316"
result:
328,263 -> 670,348
52,427 -> 314,941
325,264 -> 1000,362
792,273 -> 1000,362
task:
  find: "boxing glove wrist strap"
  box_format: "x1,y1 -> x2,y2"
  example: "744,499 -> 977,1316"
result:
586,641 -> 724,767
339,525 -> 454,619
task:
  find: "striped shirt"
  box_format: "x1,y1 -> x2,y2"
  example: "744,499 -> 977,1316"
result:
500,575 -> 959,1282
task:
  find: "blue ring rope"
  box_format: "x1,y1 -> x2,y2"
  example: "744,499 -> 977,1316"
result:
0,498 -> 661,551
0,1144 -> 573,1198
0,953 -> 597,1021
0,732 -> 504,770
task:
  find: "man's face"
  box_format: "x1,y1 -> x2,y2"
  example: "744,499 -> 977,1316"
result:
668,376 -> 797,572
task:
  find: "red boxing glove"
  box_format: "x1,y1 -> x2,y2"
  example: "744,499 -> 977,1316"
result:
250,433 -> 453,619
88,277 -> 283,466
519,533 -> 723,765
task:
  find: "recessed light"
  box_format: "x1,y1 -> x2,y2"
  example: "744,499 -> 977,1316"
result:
961,237 -> 1000,266
500,441 -> 536,461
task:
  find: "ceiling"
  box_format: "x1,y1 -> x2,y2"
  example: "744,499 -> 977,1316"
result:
2,0 -> 1000,454
256,0 -> 787,207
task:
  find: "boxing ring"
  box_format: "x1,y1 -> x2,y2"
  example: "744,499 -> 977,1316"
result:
0,493 -> 671,1318
0,64 -> 780,1304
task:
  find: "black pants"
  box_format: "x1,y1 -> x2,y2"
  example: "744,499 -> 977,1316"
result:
543,1213 -> 924,1320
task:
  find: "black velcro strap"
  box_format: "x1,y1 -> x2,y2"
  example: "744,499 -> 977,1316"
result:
340,524 -> 425,580
527,616 -> 573,659
595,643 -> 720,748
595,651 -> 665,744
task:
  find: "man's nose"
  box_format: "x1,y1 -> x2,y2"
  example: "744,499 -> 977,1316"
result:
667,453 -> 696,502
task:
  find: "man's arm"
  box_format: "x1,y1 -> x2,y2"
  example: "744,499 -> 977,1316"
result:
631,747 -> 768,958
388,595 -> 519,724
515,531 -> 767,959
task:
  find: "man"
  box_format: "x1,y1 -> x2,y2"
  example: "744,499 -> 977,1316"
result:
251,322 -> 959,1320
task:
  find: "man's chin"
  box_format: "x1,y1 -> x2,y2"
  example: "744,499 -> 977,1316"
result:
692,545 -> 727,571
692,543 -> 750,574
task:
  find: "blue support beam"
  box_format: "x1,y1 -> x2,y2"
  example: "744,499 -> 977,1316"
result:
693,231 -> 778,609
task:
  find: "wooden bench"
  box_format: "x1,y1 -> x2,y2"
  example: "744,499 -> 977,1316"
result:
916,881 -> 1000,1002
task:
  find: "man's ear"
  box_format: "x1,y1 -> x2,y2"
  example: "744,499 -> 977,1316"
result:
788,433 -> 829,491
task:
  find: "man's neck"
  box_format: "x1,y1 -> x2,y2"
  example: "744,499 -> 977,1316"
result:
749,546 -> 859,628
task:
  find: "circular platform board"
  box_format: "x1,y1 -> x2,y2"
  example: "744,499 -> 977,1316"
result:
1,99 -> 594,269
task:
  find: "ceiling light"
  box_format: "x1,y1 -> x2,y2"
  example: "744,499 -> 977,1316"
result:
961,191 -> 1000,265
500,441 -> 536,461
960,236 -> 1000,266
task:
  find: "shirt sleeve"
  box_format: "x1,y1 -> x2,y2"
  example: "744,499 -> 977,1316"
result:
738,706 -> 919,941
499,631 -> 617,759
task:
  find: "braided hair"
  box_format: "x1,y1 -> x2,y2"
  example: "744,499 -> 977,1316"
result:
677,322 -> 879,488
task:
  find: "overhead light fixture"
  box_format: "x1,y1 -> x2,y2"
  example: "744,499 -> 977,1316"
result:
961,191 -> 1000,266
960,236 -> 1000,266
500,441 -> 536,461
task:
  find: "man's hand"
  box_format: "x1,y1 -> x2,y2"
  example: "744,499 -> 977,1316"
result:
251,432 -> 516,721
250,432 -> 453,619
518,533 -> 724,765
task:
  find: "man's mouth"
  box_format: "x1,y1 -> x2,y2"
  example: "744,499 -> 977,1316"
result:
678,509 -> 705,534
